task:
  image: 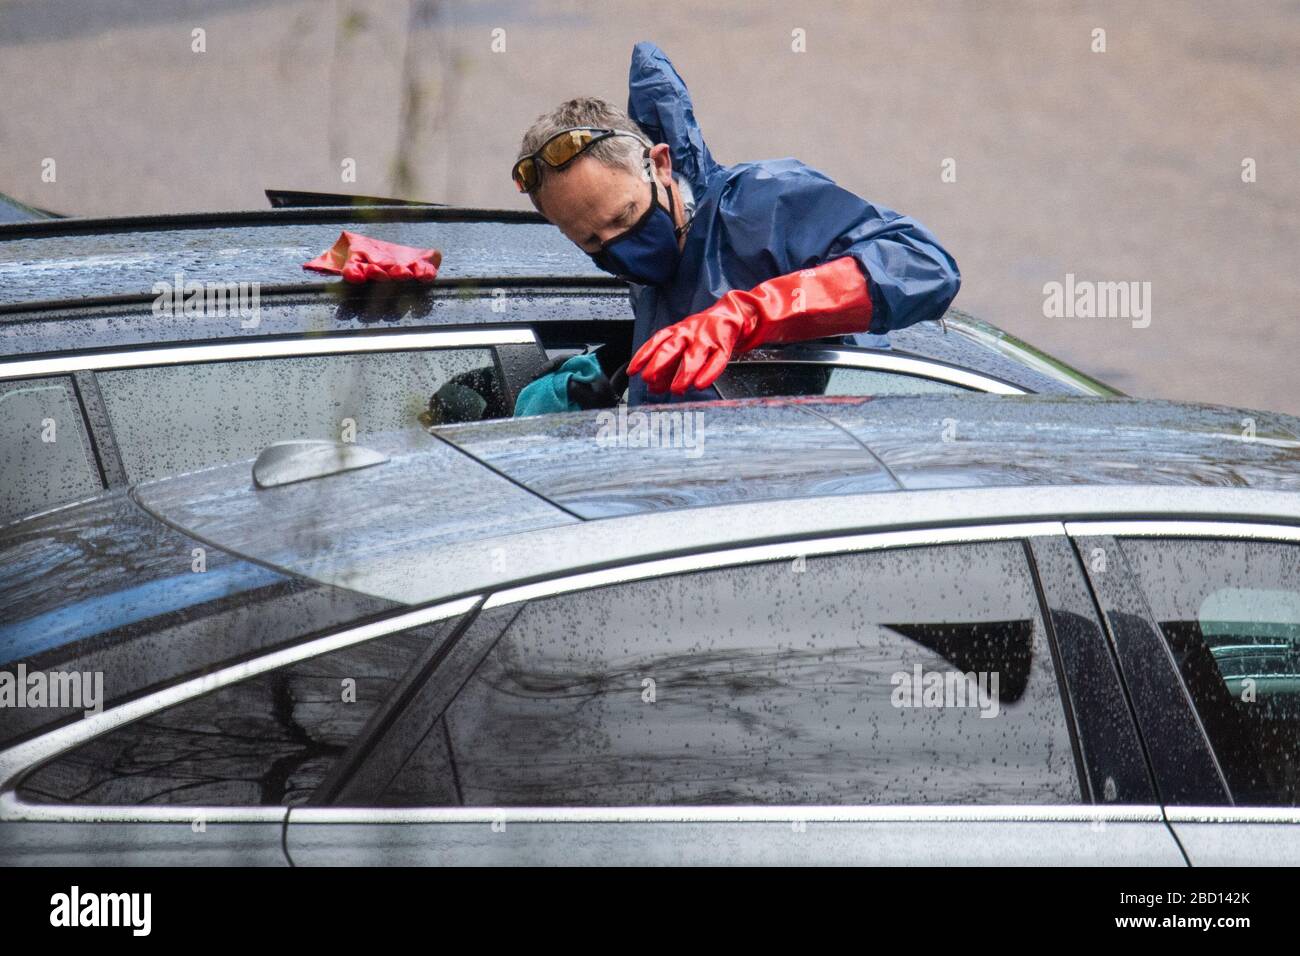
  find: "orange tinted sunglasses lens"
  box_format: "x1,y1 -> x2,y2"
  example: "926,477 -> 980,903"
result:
512,157 -> 537,192
538,128 -> 598,167
514,129 -> 611,192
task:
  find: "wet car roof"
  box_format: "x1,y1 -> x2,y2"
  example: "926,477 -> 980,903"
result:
109,395 -> 1300,595
131,427 -> 579,583
114,394 -> 1300,548
0,208 -> 602,308
0,283 -> 629,355
0,207 -> 1112,397
435,396 -> 1300,518
93,395 -> 1300,549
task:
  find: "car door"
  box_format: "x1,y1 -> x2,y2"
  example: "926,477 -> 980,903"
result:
287,527 -> 1183,865
1069,520 -> 1300,865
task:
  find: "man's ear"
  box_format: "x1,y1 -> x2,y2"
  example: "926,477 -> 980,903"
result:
647,142 -> 673,188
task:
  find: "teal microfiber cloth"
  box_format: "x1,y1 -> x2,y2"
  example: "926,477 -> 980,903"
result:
513,352 -> 605,417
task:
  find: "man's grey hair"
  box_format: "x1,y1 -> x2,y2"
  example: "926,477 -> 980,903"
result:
517,97 -> 651,186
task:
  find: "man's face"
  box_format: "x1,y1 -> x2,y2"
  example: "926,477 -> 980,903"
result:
534,143 -> 674,255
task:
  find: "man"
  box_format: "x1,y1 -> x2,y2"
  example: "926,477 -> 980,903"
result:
511,42 -> 960,412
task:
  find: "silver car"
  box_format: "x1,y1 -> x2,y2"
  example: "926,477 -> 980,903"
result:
2,394 -> 1298,865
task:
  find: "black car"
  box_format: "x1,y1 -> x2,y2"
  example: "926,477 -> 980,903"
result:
0,206 -> 1113,528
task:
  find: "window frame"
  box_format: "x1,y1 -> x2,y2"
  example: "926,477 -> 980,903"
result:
328,522 -> 1115,815
1067,519 -> 1300,821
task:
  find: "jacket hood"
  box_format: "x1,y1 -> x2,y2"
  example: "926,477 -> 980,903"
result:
627,42 -> 722,198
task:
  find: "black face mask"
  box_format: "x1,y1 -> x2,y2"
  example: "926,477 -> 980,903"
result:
589,178 -> 682,286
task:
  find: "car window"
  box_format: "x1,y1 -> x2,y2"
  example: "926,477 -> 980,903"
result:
95,349 -> 507,483
0,377 -> 102,525
18,626 -> 440,807
1118,536 -> 1300,806
717,362 -> 967,399
377,540 -> 1080,806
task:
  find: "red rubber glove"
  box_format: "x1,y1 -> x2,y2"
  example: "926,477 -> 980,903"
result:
628,256 -> 874,395
303,231 -> 442,283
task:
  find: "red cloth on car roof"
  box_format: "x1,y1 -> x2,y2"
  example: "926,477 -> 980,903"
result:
303,231 -> 441,283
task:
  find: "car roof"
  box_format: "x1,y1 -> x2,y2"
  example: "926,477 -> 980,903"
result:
35,395 -> 1300,546
431,395 -> 1300,515
0,207 -> 1111,396
110,395 -> 1300,598
0,206 -> 601,307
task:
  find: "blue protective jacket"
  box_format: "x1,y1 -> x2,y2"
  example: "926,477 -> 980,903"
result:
624,42 -> 961,406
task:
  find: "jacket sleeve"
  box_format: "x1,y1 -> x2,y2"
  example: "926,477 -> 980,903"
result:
718,161 -> 962,334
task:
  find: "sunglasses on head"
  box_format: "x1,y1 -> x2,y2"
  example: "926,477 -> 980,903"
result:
512,127 -> 649,193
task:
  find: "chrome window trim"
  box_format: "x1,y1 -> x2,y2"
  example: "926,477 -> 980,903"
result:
731,347 -> 1028,395
0,329 -> 537,380
1164,806 -> 1300,825
285,804 -> 1165,825
0,793 -> 288,824
0,595 -> 481,822
1065,519 -> 1300,542
299,487 -> 1300,615
483,521 -> 1065,609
